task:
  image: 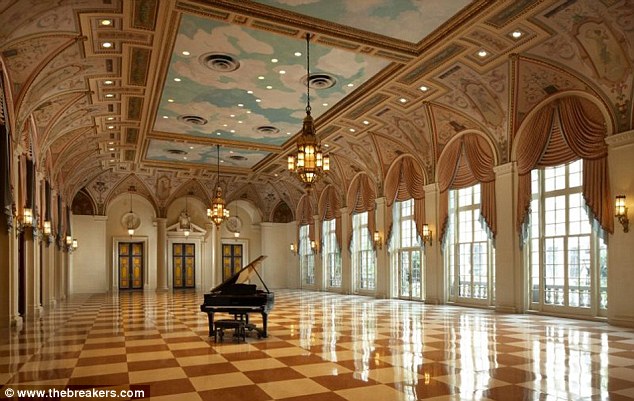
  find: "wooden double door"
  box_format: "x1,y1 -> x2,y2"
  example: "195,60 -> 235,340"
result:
173,243 -> 195,289
119,242 -> 143,290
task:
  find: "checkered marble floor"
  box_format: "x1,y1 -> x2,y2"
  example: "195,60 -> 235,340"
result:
1,290 -> 634,400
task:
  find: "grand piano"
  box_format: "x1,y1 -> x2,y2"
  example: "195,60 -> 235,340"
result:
200,255 -> 274,338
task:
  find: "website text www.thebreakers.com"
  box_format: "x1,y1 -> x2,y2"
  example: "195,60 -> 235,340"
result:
3,386 -> 148,399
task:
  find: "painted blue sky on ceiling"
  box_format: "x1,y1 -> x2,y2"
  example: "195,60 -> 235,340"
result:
154,14 -> 391,147
146,140 -> 270,169
253,0 -> 472,43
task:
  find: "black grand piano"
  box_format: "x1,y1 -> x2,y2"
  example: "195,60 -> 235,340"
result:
200,255 -> 274,338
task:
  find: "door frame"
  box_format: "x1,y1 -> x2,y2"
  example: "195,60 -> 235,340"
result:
112,236 -> 149,293
167,236 -> 203,290
219,238 -> 249,281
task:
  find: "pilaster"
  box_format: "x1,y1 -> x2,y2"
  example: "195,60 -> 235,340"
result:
374,197 -> 389,298
493,162 -> 523,313
423,183 -> 443,304
155,218 -> 168,291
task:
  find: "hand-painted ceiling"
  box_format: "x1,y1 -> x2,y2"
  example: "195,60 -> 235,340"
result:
154,14 -> 390,147
253,0 -> 472,43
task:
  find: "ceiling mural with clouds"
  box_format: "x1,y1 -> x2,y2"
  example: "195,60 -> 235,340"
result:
1,0 -> 632,220
154,13 -> 391,146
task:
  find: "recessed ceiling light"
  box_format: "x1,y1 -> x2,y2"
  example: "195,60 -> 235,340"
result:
182,51 -> 190,56
363,120 -> 369,125
256,99 -> 261,103
271,58 -> 278,63
322,103 -> 328,106
104,80 -> 113,85
229,151 -> 234,154
279,70 -> 286,74
238,121 -> 243,124
189,146 -> 194,149
174,77 -> 181,82
183,156 -> 187,160
274,173 -> 278,177
101,42 -> 113,48
478,49 -> 488,58
223,124 -> 228,127
258,76 -> 265,80
294,52 -> 302,57
230,130 -> 235,133
100,19 -> 112,26
230,114 -> 235,118
107,125 -> 114,129
108,142 -> 114,145
246,110 -> 251,114
105,93 -> 114,98
266,85 -> 272,89
324,144 -> 329,148
511,30 -> 523,38
399,98 -> 407,103
217,132 -> 222,135
347,83 -> 354,87
247,90 -> 253,94
419,85 -> 429,92
108,147 -> 114,151
167,99 -> 174,103
220,160 -> 224,163
110,159 -> 115,162
107,117 -> 114,121
238,103 -> 244,107
286,132 -> 291,135
163,115 -> 168,119
349,128 -> 355,132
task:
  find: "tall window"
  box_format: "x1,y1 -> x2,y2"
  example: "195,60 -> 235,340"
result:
299,224 -> 315,286
322,219 -> 341,288
446,184 -> 495,304
528,160 -> 607,316
391,199 -> 423,300
352,212 -> 375,291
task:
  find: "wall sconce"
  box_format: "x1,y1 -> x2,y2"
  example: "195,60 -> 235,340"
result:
23,208 -> 33,227
127,227 -> 135,236
66,235 -> 72,246
615,195 -> 629,233
72,239 -> 78,250
290,242 -> 297,255
43,220 -> 52,236
422,224 -> 433,246
373,230 -> 383,250
310,240 -> 319,254
183,229 -> 190,237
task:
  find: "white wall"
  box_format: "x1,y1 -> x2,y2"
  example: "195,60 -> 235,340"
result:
71,215 -> 107,294
260,221 -> 296,289
106,194 -> 157,291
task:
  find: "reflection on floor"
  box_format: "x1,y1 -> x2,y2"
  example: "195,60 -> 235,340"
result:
1,290 -> 634,400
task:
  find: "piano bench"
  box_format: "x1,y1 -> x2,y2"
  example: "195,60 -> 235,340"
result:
214,319 -> 246,343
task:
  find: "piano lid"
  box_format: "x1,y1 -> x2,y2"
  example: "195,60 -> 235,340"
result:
209,255 -> 269,294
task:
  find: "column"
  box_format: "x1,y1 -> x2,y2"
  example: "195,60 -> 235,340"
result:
40,239 -> 55,307
606,130 -> 634,327
203,222 -> 216,290
155,218 -> 168,291
313,214 -> 323,290
0,213 -> 11,327
24,228 -> 42,316
493,162 -> 523,313
374,197 -> 389,298
340,207 -> 352,294
423,183 -> 443,304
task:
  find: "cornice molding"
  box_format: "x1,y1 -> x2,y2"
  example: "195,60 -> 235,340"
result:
605,130 -> 634,148
493,162 -> 516,175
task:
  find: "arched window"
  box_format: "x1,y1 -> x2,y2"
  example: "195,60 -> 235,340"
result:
322,219 -> 341,288
446,184 -> 495,303
352,212 -> 375,291
384,156 -> 426,300
319,185 -> 342,289
390,199 -> 423,300
347,174 -> 377,294
527,160 -> 607,315
437,133 -> 497,305
299,224 -> 315,286
515,96 -> 611,317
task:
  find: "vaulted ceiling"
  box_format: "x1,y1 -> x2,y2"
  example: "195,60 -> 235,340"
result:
1,0 -> 632,219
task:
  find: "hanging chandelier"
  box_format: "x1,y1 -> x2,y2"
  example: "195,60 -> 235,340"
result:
207,144 -> 229,228
287,33 -> 329,189
127,189 -> 135,236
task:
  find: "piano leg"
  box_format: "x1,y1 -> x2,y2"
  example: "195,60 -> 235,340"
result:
206,312 -> 216,337
261,312 -> 268,338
